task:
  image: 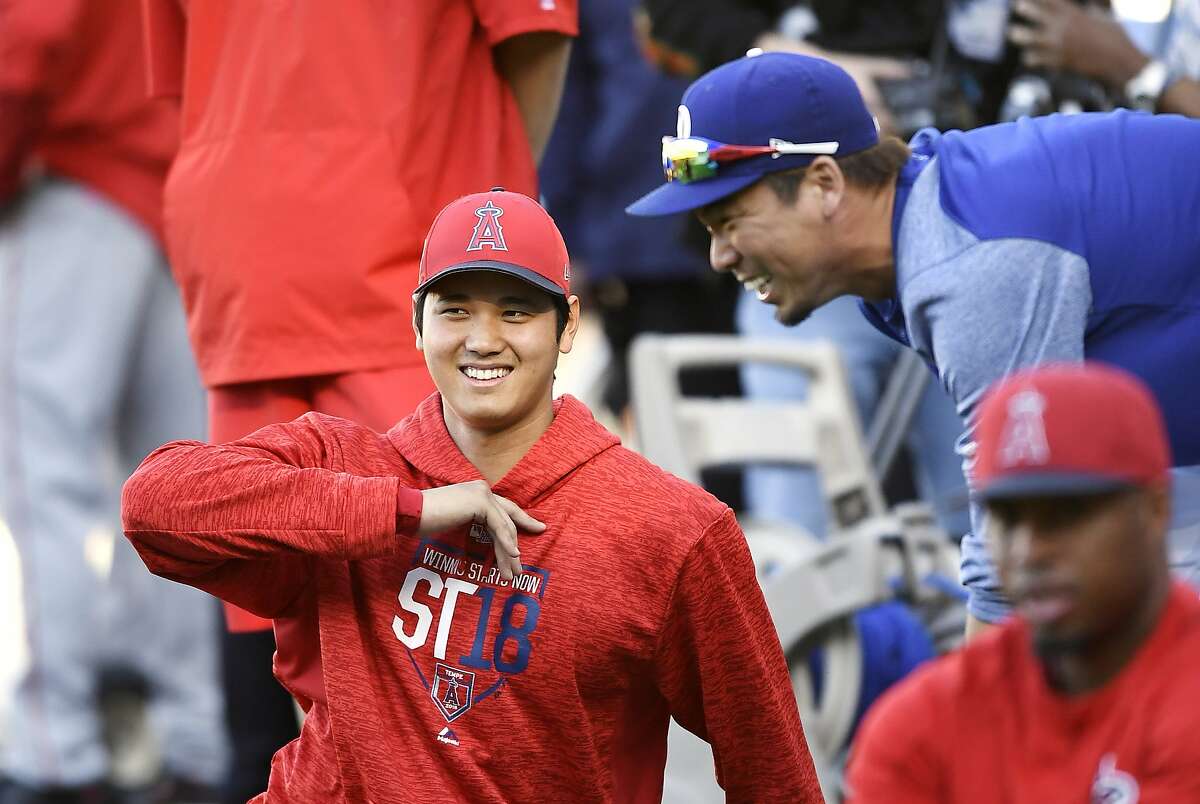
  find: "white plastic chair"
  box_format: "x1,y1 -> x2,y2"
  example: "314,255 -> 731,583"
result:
631,336 -> 887,534
630,334 -> 961,802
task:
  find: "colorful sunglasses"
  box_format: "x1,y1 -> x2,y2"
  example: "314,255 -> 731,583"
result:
661,135 -> 840,184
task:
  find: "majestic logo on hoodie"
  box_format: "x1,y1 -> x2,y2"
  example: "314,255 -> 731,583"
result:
393,538 -> 550,730
1091,754 -> 1138,803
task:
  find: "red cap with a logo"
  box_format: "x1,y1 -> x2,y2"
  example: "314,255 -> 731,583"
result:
974,362 -> 1171,501
415,188 -> 570,297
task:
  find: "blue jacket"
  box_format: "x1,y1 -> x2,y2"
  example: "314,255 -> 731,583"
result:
864,110 -> 1200,465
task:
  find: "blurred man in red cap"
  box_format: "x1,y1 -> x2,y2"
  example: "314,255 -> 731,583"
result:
119,190 -> 822,803
846,362 -> 1200,803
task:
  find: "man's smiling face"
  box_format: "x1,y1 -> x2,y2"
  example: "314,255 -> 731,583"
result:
696,176 -> 843,326
417,271 -> 577,434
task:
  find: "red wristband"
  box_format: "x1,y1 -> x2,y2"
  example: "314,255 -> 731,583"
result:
396,484 -> 423,535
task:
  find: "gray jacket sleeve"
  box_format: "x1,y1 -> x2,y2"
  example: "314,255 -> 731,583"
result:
901,236 -> 1092,622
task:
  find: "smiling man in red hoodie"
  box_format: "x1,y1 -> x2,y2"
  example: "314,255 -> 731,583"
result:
120,189 -> 821,803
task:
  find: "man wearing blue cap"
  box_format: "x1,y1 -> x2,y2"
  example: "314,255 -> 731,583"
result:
627,51 -> 1200,634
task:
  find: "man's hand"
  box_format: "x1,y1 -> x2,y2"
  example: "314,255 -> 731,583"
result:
1008,0 -> 1148,88
418,481 -> 545,581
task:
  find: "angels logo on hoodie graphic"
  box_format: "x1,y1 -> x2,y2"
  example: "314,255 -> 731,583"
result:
431,663 -> 475,722
392,537 -> 550,726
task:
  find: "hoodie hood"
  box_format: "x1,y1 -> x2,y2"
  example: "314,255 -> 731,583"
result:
387,393 -> 621,508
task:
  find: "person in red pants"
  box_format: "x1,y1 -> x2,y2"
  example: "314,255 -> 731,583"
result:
140,2 -> 577,799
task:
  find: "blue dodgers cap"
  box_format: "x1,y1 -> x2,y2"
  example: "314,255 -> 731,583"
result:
627,51 -> 879,217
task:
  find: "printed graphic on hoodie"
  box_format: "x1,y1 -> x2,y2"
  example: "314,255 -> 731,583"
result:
392,528 -> 550,727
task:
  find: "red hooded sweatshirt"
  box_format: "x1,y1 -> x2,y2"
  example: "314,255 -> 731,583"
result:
121,394 -> 821,803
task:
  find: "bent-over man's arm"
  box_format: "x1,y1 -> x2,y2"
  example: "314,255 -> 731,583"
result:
903,237 -> 1090,628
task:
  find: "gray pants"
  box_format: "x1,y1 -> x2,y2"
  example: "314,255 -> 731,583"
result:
0,178 -> 227,787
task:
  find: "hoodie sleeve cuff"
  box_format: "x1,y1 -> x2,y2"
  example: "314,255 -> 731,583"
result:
396,484 -> 423,536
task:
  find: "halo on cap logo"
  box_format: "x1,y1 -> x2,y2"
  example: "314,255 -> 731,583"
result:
466,200 -> 508,252
999,389 -> 1050,468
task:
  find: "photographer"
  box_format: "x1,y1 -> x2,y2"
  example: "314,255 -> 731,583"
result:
1007,0 -> 1200,117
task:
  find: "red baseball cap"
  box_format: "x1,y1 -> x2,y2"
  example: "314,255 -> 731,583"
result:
415,188 -> 570,298
974,362 -> 1171,501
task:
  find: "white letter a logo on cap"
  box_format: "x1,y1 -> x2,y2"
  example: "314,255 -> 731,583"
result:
999,389 -> 1051,467
467,201 -> 508,252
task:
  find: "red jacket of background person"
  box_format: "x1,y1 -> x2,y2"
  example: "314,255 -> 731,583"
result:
0,0 -> 177,240
141,0 -> 578,387
846,582 -> 1200,802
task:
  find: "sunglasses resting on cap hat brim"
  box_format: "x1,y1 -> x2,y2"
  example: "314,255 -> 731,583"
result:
626,172 -> 763,217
